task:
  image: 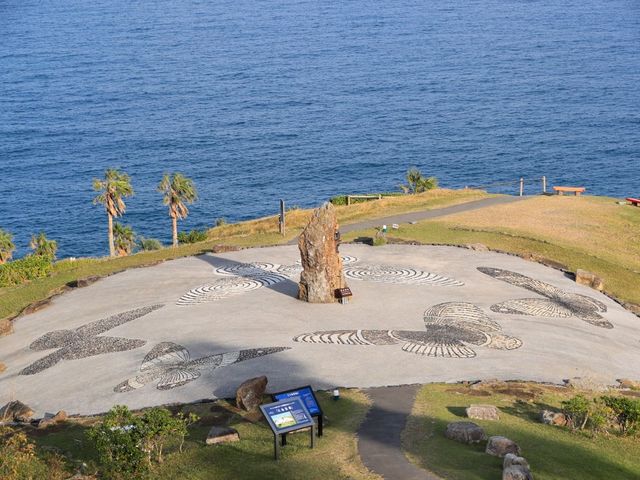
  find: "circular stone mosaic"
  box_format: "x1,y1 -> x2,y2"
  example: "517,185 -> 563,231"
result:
344,264 -> 464,286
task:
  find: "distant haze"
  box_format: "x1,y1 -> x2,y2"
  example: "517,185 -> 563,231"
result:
1,0 -> 638,258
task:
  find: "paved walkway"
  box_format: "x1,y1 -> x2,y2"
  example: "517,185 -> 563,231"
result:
1,244 -> 638,416
358,385 -> 440,480
287,196 -> 525,244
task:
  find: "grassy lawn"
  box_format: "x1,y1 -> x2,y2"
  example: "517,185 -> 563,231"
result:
31,390 -> 380,480
402,383 -> 640,480
0,188 -> 489,333
343,195 -> 640,306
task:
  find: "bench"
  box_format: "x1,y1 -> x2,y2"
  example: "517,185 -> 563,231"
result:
626,197 -> 640,207
553,186 -> 586,196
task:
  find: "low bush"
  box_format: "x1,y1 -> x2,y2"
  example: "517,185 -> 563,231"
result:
601,396 -> 640,434
177,229 -> 208,244
0,426 -> 67,480
137,237 -> 163,251
0,255 -> 53,287
88,405 -> 198,479
562,394 -> 591,430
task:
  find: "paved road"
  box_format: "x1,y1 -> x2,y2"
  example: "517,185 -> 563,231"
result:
358,385 -> 441,480
340,196 -> 527,233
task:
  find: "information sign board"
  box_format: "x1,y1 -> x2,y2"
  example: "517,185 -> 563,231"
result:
272,385 -> 321,416
260,397 -> 315,435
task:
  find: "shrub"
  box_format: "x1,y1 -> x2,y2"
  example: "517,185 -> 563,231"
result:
399,167 -> 438,194
113,223 -> 136,257
0,427 -> 67,479
215,217 -> 227,227
562,394 -> 591,430
0,229 -> 16,264
330,195 -> 348,206
137,237 -> 163,251
0,255 -> 53,287
88,405 -> 147,479
601,396 -> 640,434
88,405 -> 199,478
177,229 -> 208,244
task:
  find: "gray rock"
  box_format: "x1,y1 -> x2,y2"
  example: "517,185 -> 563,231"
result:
236,375 -> 268,411
504,453 -> 530,469
298,203 -> 349,303
540,410 -> 567,426
466,404 -> 500,421
206,426 -> 240,445
503,465 -> 534,480
486,436 -> 521,457
444,421 -> 487,444
0,400 -> 34,423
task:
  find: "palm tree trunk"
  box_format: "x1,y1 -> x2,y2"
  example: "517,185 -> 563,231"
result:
172,216 -> 178,247
108,213 -> 115,257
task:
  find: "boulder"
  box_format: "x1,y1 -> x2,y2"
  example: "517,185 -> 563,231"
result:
540,410 -> 567,426
52,410 -> 68,422
504,453 -> 530,469
575,269 -> 604,291
466,404 -> 500,421
486,436 -> 521,457
236,375 -> 268,411
298,203 -> 348,303
503,465 -> 534,480
206,426 -> 240,445
37,411 -> 68,429
444,421 -> 487,444
0,400 -> 34,423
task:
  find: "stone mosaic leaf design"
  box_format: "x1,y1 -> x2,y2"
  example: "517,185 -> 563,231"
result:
20,305 -> 163,375
293,302 -> 522,358
114,343 -> 290,392
477,267 -> 611,328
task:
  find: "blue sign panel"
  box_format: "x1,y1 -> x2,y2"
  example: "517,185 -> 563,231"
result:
260,398 -> 315,435
273,386 -> 321,416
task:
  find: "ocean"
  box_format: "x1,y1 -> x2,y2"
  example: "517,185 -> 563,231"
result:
1,0 -> 638,258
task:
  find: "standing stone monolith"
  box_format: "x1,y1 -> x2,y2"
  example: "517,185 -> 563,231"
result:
298,203 -> 348,303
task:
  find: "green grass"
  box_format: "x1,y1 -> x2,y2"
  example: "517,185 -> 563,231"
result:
30,390 -> 380,480
402,383 -> 640,480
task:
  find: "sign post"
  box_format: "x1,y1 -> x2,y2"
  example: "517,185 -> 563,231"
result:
260,397 -> 316,460
279,199 -> 286,236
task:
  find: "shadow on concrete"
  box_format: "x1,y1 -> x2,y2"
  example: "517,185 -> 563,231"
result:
194,253 -> 300,300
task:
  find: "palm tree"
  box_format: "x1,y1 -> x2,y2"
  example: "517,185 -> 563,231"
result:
93,169 -> 134,257
29,232 -> 58,259
0,229 -> 15,264
157,173 -> 198,247
113,223 -> 136,256
400,167 -> 439,194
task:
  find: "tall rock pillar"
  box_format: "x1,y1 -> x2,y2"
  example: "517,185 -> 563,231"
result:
298,203 -> 348,303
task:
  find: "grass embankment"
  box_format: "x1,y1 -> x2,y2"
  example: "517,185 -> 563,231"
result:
31,390 -> 379,480
344,195 -> 640,306
402,383 -> 640,480
0,188 -> 489,332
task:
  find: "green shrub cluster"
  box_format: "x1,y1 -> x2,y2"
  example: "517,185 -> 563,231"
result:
0,255 -> 53,287
137,237 -> 163,251
561,394 -> 640,435
88,405 -> 197,479
329,192 -> 402,206
177,229 -> 208,244
0,426 -> 67,479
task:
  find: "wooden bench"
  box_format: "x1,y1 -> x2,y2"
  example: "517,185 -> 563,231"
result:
626,197 -> 640,207
553,186 -> 586,196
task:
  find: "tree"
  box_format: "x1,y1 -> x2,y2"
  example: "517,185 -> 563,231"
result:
29,232 -> 58,259
113,223 -> 136,257
399,167 -> 439,194
157,173 -> 198,247
93,169 -> 134,257
0,229 -> 14,264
